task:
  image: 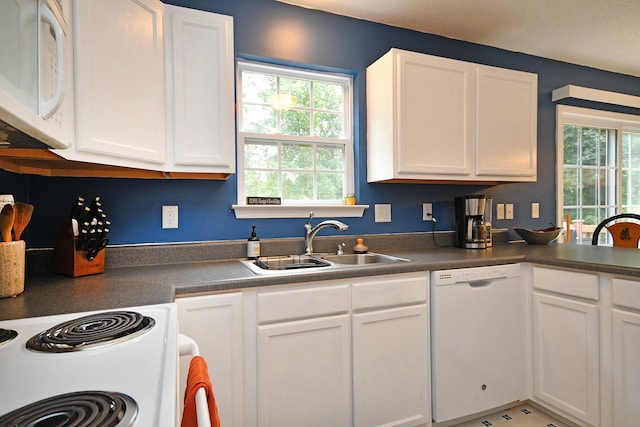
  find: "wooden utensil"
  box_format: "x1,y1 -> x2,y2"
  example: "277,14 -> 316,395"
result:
0,204 -> 15,242
12,202 -> 34,241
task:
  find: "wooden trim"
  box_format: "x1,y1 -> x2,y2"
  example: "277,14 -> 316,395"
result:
0,149 -> 232,179
552,85 -> 640,109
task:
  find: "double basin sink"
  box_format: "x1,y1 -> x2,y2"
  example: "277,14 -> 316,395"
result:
241,252 -> 410,275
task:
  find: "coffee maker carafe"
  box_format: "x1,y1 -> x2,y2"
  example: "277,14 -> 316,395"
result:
455,195 -> 490,249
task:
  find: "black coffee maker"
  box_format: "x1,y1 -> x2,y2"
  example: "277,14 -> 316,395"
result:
455,195 -> 491,249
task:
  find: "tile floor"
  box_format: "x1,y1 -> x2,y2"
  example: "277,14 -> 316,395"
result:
454,404 -> 571,427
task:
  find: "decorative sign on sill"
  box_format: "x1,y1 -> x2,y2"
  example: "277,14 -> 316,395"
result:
246,197 -> 282,205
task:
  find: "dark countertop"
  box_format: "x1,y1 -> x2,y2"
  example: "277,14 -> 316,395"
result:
1,243 -> 639,321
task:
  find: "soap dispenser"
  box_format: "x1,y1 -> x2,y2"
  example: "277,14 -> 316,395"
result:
353,238 -> 368,254
247,225 -> 260,259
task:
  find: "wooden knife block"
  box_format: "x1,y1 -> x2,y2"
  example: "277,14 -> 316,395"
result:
53,224 -> 105,277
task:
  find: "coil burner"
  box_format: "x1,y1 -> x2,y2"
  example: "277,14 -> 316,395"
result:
0,391 -> 137,427
0,328 -> 18,346
26,310 -> 155,353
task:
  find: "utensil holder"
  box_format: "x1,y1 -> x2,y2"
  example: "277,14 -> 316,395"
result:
0,240 -> 25,297
53,224 -> 105,277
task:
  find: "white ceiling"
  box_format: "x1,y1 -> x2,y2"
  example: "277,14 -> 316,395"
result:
276,0 -> 640,78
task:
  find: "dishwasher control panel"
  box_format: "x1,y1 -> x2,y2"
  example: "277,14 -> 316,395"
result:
432,264 -> 520,285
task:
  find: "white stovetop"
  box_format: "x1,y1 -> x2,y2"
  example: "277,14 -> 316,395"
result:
0,303 -> 178,426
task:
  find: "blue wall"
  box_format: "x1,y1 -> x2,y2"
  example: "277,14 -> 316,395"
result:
3,0 -> 640,248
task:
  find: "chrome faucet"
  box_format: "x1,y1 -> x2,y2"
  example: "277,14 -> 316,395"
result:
304,212 -> 349,255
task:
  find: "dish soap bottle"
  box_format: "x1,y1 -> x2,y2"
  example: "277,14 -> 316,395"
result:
247,225 -> 260,259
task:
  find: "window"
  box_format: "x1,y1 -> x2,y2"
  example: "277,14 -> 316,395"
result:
557,106 -> 640,245
236,60 -> 354,207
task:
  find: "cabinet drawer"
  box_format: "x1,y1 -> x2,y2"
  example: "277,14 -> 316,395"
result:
352,273 -> 428,311
257,284 -> 350,323
612,277 -> 640,311
533,266 -> 599,300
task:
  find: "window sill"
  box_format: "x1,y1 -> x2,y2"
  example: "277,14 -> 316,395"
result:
231,204 -> 369,219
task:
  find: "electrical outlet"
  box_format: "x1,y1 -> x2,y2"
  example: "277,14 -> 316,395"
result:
496,204 -> 505,220
162,205 -> 178,229
531,202 -> 540,219
375,204 -> 391,223
506,204 -> 514,220
422,203 -> 433,221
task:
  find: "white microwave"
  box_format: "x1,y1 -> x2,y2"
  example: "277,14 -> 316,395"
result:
0,0 -> 73,149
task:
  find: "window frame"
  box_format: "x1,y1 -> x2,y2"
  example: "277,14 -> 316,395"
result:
556,105 -> 640,242
232,60 -> 364,218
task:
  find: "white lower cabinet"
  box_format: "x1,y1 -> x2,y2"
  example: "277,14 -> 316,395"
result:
352,275 -> 430,427
248,272 -> 430,427
611,277 -> 640,427
176,292 -> 245,427
531,266 -> 600,426
257,315 -> 352,427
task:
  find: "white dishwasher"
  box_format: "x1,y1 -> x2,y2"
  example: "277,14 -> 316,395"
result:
430,264 -> 523,423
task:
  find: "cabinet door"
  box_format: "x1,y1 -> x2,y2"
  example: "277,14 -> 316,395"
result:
73,0 -> 166,166
533,292 -> 599,424
396,51 -> 474,177
257,315 -> 352,427
165,5 -> 235,172
177,293 -> 244,427
475,66 -> 537,180
353,305 -> 429,427
612,309 -> 640,427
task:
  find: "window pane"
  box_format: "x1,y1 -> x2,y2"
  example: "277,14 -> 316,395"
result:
564,168 -> 578,206
314,112 -> 344,138
632,133 -> 640,162
313,82 -> 343,111
599,171 -> 608,205
622,133 -> 630,168
631,170 -> 640,206
581,169 -> 597,205
245,171 -> 279,197
563,125 -> 579,165
282,143 -> 313,169
582,128 -> 599,166
245,142 -> 279,168
317,173 -> 344,199
582,207 -> 597,226
282,172 -> 313,200
243,105 -> 277,133
599,130 -> 607,165
280,77 -> 310,107
280,109 -> 311,136
242,71 -> 275,103
623,169 -> 630,205
317,145 -> 345,170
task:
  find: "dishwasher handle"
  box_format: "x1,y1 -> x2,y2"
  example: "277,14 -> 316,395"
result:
467,279 -> 495,288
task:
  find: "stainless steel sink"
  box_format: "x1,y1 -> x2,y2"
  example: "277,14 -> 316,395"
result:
241,252 -> 409,275
320,253 -> 409,265
255,255 -> 331,270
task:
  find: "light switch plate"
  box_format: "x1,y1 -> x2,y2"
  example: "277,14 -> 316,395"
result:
375,204 -> 391,222
496,204 -> 505,220
506,204 -> 514,220
532,202 -> 540,219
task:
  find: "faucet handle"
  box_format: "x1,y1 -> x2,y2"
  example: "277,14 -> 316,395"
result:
307,211 -> 314,224
336,243 -> 345,255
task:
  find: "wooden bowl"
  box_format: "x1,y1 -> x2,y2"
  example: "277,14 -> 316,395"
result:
514,227 -> 562,245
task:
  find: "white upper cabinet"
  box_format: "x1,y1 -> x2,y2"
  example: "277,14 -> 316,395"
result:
475,66 -> 537,178
367,48 -> 537,183
164,5 -> 235,174
69,0 -> 167,168
58,0 -> 235,176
